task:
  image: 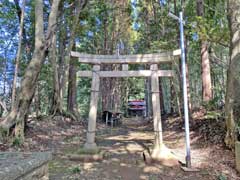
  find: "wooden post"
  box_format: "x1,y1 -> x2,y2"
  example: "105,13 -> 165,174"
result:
150,64 -> 163,149
84,65 -> 100,149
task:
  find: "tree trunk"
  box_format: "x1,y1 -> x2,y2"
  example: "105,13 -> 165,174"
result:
201,42 -> 212,101
61,0 -> 87,111
57,25 -> 67,112
170,77 -> 175,114
159,78 -> 165,114
14,0 -> 27,45
3,53 -> 7,95
0,99 -> 8,117
178,55 -> 191,117
11,0 -> 26,110
0,0 -> 61,140
112,65 -> 121,112
51,5 -> 69,115
67,48 -> 78,114
197,0 -> 213,102
49,27 -> 62,115
34,84 -> 40,117
225,0 -> 240,149
185,36 -> 192,113
145,77 -> 152,117
49,10 -> 62,115
101,18 -> 112,111
50,0 -> 87,118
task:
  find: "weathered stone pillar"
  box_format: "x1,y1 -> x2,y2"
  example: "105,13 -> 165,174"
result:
150,64 -> 163,152
84,64 -> 100,149
150,64 -> 177,165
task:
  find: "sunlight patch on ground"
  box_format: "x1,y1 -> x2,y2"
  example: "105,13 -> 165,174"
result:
103,141 -> 146,154
110,157 -> 121,162
83,162 -> 94,170
126,143 -> 144,152
105,131 -> 153,141
106,146 -> 128,154
143,165 -> 164,174
36,134 -> 51,139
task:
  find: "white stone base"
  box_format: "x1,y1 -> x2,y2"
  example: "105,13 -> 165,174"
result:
84,142 -> 98,150
146,144 -> 179,167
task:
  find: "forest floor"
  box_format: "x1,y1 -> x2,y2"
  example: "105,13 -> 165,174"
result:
0,110 -> 239,180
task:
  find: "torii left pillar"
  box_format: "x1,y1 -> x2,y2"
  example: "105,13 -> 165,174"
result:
84,64 -> 100,149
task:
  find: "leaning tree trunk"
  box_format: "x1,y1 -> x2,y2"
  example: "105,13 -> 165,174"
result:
0,0 -> 61,140
225,0 -> 240,149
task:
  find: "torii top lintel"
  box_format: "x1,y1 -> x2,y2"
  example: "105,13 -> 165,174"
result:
70,49 -> 181,64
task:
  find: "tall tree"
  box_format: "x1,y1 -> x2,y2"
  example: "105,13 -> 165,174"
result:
49,3 -> 66,115
197,0 -> 213,102
0,0 -> 61,140
225,0 -> 240,149
66,0 -> 88,116
49,19 -> 61,115
67,45 -> 78,114
50,0 -> 87,116
87,0 -> 131,112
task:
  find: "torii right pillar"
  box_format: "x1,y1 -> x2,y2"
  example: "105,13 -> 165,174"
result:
150,64 -> 178,165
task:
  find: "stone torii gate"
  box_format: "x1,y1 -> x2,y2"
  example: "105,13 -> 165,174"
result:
71,50 -> 180,160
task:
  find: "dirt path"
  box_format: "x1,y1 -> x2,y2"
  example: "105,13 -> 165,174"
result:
49,117 -> 238,180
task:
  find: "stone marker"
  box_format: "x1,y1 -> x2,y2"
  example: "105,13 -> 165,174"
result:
0,152 -> 52,180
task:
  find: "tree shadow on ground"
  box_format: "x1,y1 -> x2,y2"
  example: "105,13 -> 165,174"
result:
48,115 -> 238,180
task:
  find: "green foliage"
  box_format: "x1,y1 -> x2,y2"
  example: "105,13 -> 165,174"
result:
0,127 -> 8,142
202,98 -> 218,111
74,0 -> 229,114
204,111 -> 222,120
0,0 -> 230,119
77,77 -> 91,118
12,136 -> 23,147
217,174 -> 227,180
70,166 -> 81,174
38,61 -> 54,115
128,77 -> 145,100
133,1 -> 178,53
